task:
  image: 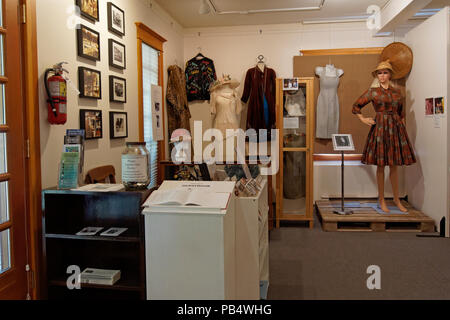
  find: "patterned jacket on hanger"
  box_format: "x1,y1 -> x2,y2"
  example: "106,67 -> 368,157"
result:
185,56 -> 217,101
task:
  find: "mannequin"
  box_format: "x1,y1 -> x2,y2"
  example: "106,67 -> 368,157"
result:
315,64 -> 344,78
352,60 -> 416,213
209,76 -> 241,139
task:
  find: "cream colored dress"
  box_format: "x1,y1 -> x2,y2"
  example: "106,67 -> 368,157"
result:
210,85 -> 242,139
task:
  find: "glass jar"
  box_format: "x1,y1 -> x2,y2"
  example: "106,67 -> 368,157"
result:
121,142 -> 150,190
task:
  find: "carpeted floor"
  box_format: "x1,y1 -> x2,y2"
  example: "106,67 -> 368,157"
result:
267,211 -> 450,300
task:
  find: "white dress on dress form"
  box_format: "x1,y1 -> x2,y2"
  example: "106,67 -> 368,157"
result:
210,85 -> 242,139
315,65 -> 344,139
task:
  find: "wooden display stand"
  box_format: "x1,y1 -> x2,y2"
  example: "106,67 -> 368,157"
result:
316,199 -> 435,232
275,77 -> 315,228
42,188 -> 152,300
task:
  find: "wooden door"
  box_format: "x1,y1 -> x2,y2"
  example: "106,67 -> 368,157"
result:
0,0 -> 29,299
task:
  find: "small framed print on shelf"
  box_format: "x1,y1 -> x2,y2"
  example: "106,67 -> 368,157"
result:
332,134 -> 355,152
109,76 -> 126,103
78,67 -> 102,99
109,39 -> 126,70
77,24 -> 100,61
80,109 -> 103,140
107,2 -> 125,36
76,0 -> 99,22
109,111 -> 128,139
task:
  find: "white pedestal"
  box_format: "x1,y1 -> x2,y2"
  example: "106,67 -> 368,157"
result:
235,179 -> 269,299
143,181 -> 236,300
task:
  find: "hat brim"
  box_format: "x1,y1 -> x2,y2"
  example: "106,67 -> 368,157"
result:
372,68 -> 394,78
210,80 -> 240,92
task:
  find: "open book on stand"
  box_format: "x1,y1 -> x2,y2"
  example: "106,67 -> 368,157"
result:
144,188 -> 231,210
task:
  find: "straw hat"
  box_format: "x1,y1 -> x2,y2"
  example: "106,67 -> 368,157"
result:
372,59 -> 395,78
380,42 -> 413,79
209,75 -> 240,92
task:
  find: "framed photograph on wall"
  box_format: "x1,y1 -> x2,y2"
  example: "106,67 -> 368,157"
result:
78,67 -> 102,99
435,97 -> 444,115
109,39 -> 126,69
77,24 -> 100,61
283,78 -> 298,91
332,134 -> 355,151
107,2 -> 125,36
76,0 -> 99,22
109,76 -> 127,103
109,112 -> 128,139
425,98 -> 434,116
80,109 -> 103,140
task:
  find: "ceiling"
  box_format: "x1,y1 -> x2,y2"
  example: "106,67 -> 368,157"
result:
153,0 -> 449,28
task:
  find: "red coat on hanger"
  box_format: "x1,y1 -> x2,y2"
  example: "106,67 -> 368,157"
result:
241,66 -> 277,132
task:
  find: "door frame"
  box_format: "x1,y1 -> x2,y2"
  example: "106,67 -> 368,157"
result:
20,0 -> 42,299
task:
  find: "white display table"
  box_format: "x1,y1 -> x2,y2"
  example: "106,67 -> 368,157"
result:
143,181 -> 236,300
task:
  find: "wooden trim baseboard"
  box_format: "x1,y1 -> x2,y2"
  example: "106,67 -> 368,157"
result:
313,154 -> 362,161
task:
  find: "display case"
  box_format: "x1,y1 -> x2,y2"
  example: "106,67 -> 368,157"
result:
42,188 -> 152,300
275,78 -> 315,228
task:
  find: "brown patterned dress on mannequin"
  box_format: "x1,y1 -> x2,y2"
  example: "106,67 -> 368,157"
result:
352,85 -> 416,166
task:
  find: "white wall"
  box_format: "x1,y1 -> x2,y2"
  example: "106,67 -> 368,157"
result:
405,7 -> 449,232
37,0 -> 184,188
314,162 -> 406,201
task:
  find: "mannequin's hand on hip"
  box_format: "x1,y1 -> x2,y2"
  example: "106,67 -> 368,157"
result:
360,116 -> 375,126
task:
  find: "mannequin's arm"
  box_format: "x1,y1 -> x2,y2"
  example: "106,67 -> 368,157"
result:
352,89 -> 375,126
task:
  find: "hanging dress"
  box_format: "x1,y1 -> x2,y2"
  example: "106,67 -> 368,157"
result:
315,66 -> 342,139
352,85 -> 416,166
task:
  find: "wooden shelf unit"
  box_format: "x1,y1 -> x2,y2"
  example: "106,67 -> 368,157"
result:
275,77 -> 315,228
42,188 -> 152,300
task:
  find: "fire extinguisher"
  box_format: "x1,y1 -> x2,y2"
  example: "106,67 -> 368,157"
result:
44,62 -> 69,125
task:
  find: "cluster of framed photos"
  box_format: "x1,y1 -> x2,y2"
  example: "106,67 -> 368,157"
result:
76,0 -> 128,140
425,97 -> 445,116
80,109 -> 128,140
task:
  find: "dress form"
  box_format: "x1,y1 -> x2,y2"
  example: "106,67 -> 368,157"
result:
315,64 -> 344,139
210,83 -> 242,139
315,64 -> 344,78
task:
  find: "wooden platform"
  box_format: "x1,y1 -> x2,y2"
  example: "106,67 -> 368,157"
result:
316,200 -> 435,232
